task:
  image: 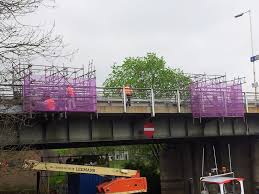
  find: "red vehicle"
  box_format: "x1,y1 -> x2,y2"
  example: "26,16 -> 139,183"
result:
200,172 -> 244,194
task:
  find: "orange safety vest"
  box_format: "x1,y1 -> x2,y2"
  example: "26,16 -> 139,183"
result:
45,98 -> 56,111
66,86 -> 75,97
124,86 -> 133,96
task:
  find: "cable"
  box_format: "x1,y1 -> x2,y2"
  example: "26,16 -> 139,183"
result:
228,144 -> 232,172
213,145 -> 218,175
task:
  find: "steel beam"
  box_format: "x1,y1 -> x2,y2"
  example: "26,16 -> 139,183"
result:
2,114 -> 259,148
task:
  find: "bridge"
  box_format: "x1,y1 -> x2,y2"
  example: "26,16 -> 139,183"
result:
1,87 -> 259,194
0,86 -> 259,148
2,64 -> 259,194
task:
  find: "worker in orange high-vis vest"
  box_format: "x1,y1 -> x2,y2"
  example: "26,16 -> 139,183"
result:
66,85 -> 76,110
124,84 -> 133,106
44,96 -> 56,111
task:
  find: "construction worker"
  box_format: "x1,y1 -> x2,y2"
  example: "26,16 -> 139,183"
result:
220,166 -> 227,174
44,95 -> 56,111
124,84 -> 133,106
66,85 -> 76,110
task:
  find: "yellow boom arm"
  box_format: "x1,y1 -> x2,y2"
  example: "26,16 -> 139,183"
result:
23,160 -> 138,177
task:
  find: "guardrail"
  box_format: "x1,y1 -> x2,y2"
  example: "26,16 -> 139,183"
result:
97,87 -> 191,116
1,85 -> 259,115
97,88 -> 259,116
243,92 -> 259,110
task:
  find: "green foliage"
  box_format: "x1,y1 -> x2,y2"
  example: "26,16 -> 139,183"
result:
124,160 -> 161,194
53,145 -> 162,193
54,145 -> 157,160
104,53 -> 191,90
54,149 -> 70,156
49,172 -> 66,186
109,160 -> 127,168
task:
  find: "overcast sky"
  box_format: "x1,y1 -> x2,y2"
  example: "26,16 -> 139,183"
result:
26,0 -> 259,90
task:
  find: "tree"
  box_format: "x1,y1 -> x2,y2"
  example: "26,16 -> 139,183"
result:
103,53 -> 191,193
104,53 -> 191,91
124,159 -> 161,194
0,0 -> 72,188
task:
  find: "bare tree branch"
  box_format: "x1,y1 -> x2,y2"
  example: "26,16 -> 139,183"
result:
0,0 -> 75,185
0,0 -> 55,20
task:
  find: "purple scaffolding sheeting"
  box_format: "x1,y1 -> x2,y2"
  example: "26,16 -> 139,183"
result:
190,82 -> 244,118
23,76 -> 96,112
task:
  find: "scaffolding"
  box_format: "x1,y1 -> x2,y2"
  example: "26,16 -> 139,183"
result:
23,63 -> 96,113
190,74 -> 245,119
0,64 -> 33,113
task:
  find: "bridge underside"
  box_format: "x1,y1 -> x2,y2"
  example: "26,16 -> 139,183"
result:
2,113 -> 259,149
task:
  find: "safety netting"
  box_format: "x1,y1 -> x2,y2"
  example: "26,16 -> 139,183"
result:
23,64 -> 96,112
190,75 -> 244,118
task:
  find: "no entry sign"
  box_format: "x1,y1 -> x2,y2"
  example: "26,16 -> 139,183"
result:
144,122 -> 155,138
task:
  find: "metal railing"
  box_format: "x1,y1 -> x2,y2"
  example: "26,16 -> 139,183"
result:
96,87 -> 259,115
243,92 -> 259,110
96,87 -> 191,116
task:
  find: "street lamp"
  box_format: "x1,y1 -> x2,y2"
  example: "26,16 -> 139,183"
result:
235,10 -> 258,97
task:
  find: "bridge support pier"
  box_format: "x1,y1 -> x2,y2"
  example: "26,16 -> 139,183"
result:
160,141 -> 256,194
252,140 -> 259,194
160,143 -> 200,194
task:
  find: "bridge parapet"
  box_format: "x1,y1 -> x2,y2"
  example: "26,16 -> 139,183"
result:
96,87 -> 190,115
0,85 -> 259,115
96,88 -> 259,115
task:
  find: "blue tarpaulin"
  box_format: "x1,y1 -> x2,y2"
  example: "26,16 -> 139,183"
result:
68,174 -> 105,194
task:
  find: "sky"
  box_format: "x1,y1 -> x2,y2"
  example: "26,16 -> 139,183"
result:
25,0 -> 259,90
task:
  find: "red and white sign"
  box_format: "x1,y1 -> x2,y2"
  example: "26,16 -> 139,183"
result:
144,122 -> 155,138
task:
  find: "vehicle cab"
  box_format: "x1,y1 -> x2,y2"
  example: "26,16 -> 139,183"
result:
200,173 -> 244,194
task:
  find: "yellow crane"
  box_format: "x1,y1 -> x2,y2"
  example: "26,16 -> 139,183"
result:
23,160 -> 147,194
